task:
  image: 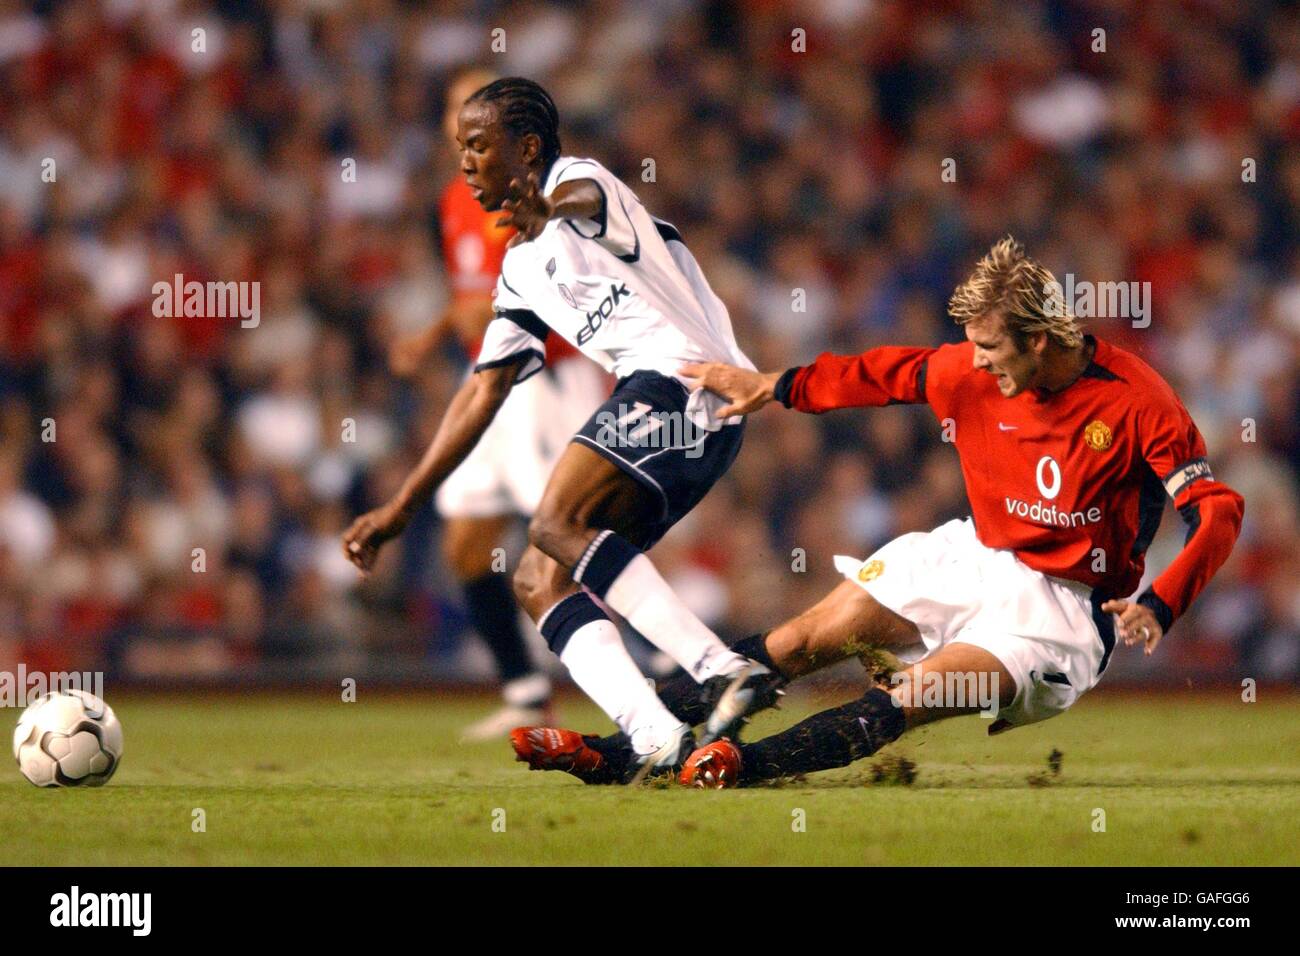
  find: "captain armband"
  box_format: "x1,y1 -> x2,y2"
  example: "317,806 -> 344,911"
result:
1162,458 -> 1212,499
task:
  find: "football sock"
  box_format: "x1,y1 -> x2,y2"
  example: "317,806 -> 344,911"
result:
731,632 -> 783,678
573,530 -> 749,683
462,572 -> 538,689
646,633 -> 782,726
539,592 -> 681,755
590,633 -> 780,756
584,732 -> 636,777
738,687 -> 906,782
652,670 -> 716,727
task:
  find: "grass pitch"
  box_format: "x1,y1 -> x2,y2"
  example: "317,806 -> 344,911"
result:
2,688 -> 1297,866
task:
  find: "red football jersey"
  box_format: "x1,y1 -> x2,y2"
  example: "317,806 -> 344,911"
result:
441,174 -> 511,300
439,175 -> 579,363
775,335 -> 1245,630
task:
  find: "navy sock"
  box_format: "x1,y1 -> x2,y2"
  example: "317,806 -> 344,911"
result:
643,633 -> 779,726
589,634 -> 780,756
731,632 -> 782,678
537,592 -> 610,656
571,530 -> 640,598
650,671 -> 714,727
462,572 -> 535,687
738,687 -> 905,782
584,732 -> 636,780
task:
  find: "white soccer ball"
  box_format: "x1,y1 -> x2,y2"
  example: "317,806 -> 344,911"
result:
12,690 -> 123,787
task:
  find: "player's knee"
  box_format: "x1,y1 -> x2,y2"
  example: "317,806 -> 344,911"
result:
526,511 -> 579,563
511,548 -> 565,619
511,551 -> 543,615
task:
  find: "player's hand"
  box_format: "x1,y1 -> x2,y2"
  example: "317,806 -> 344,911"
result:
342,501 -> 411,576
1101,599 -> 1164,656
680,362 -> 780,418
498,171 -> 554,245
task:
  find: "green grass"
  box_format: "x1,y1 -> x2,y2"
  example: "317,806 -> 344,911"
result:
2,688 -> 1298,866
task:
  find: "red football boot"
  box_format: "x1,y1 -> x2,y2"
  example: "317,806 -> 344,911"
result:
509,727 -> 618,785
678,739 -> 743,789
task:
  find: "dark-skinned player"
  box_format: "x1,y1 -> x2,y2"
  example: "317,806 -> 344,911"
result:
343,78 -> 780,779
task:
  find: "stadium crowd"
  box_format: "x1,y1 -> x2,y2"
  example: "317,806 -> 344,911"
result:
0,0 -> 1297,686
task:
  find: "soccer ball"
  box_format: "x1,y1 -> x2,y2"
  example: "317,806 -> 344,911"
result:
12,690 -> 123,787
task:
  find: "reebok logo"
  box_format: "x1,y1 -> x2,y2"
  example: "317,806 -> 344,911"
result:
577,282 -> 633,345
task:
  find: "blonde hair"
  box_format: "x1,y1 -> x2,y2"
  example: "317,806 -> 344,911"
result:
947,236 -> 1084,349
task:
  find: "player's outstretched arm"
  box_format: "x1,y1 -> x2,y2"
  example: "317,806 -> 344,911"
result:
688,347 -> 937,418
679,362 -> 782,418
497,171 -> 604,244
342,359 -> 523,574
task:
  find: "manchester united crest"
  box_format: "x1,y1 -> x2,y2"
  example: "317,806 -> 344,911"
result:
1084,419 -> 1113,451
857,559 -> 885,583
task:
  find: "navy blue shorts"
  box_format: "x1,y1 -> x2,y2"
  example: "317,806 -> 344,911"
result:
572,370 -> 745,548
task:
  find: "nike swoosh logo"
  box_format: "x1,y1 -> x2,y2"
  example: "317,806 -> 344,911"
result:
998,423 -> 1018,431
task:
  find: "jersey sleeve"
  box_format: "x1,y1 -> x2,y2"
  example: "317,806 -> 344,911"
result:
552,158 -> 639,260
1134,394 -> 1245,631
474,276 -> 547,383
772,346 -> 937,413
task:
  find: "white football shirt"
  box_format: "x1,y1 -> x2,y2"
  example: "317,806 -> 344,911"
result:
475,156 -> 755,430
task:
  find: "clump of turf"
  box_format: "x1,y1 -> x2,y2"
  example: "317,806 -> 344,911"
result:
1027,748 -> 1065,787
869,753 -> 918,786
1048,748 -> 1064,775
839,642 -> 899,688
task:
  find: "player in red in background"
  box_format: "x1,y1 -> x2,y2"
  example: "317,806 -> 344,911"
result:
508,236 -> 1245,787
386,70 -> 606,741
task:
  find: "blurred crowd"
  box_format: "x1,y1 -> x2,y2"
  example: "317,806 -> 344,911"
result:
0,0 -> 1297,687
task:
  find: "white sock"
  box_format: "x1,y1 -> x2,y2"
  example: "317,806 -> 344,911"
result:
558,618 -> 683,755
603,554 -> 749,683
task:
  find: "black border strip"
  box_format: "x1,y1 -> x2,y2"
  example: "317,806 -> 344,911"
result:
494,308 -> 548,342
473,349 -> 545,384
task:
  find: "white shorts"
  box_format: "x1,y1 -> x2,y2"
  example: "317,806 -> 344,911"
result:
436,358 -> 610,519
833,517 -> 1110,730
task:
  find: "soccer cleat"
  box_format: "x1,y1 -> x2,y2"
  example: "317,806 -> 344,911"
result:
625,722 -> 695,785
698,660 -> 786,745
509,727 -> 619,785
679,739 -> 743,789
460,703 -> 553,743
